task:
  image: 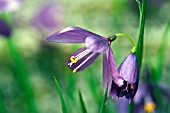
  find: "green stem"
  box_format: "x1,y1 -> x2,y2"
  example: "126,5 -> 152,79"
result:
115,33 -> 137,53
128,101 -> 134,113
6,38 -> 38,113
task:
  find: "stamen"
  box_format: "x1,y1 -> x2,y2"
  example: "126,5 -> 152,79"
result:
75,49 -> 91,59
73,69 -> 77,73
74,53 -> 95,71
130,84 -> 134,89
70,56 -> 78,63
68,49 -> 91,67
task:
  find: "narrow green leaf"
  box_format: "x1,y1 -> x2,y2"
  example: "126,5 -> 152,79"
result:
53,75 -> 68,113
78,90 -> 88,113
154,20 -> 170,81
136,0 -> 146,73
100,84 -> 108,113
129,0 -> 146,113
7,38 -> 39,113
136,0 -> 142,16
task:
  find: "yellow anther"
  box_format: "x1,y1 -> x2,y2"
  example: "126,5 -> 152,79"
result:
130,84 -> 134,89
73,69 -> 77,73
70,56 -> 78,63
144,102 -> 156,113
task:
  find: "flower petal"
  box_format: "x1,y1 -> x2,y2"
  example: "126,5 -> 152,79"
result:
103,49 -> 112,95
107,47 -> 123,87
67,47 -> 100,73
118,53 -> 138,84
85,35 -> 109,53
47,26 -> 105,43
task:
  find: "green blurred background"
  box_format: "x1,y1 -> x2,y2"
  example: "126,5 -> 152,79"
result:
0,0 -> 170,113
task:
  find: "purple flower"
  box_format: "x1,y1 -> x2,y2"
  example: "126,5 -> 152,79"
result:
0,18 -> 12,37
0,0 -> 21,13
134,82 -> 170,113
31,3 -> 62,31
47,26 -> 117,91
110,53 -> 138,101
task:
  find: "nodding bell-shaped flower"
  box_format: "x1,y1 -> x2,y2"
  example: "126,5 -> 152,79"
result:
110,53 -> 138,101
47,26 -> 117,74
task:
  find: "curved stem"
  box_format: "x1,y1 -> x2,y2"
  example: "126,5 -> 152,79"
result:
115,33 -> 137,47
115,33 -> 137,53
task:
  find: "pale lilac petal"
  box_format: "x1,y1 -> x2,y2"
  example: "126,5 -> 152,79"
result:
134,83 -> 147,104
103,49 -> 112,95
115,98 -> 129,113
118,53 -> 138,84
107,47 -> 123,86
0,0 -> 21,13
67,47 -> 100,73
85,35 -> 109,53
47,26 -> 105,43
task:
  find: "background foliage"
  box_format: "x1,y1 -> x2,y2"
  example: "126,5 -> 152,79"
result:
0,0 -> 170,113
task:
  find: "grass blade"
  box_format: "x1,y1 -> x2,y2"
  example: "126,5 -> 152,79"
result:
129,0 -> 146,113
100,84 -> 108,113
136,0 -> 146,72
78,90 -> 88,113
53,75 -> 68,113
154,20 -> 170,82
2,13 -> 38,113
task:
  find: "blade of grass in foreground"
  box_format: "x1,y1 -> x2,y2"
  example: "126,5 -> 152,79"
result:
100,84 -> 108,113
79,90 -> 88,113
53,75 -> 68,113
2,13 -> 38,113
129,0 -> 146,113
154,20 -> 170,82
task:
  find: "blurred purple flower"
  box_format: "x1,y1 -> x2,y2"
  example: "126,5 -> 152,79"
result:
32,3 -> 62,31
133,82 -> 170,113
0,18 -> 12,37
134,83 -> 156,113
110,53 -> 138,101
47,26 -> 117,92
0,0 -> 21,13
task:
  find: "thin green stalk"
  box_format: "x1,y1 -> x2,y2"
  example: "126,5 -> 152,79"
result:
136,0 -> 146,72
79,90 -> 88,113
6,38 -> 38,113
128,101 -> 134,113
115,33 -> 137,53
53,75 -> 68,113
115,33 -> 137,47
129,0 -> 146,113
100,84 -> 108,113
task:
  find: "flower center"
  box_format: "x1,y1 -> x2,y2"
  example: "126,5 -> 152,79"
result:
85,36 -> 108,53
